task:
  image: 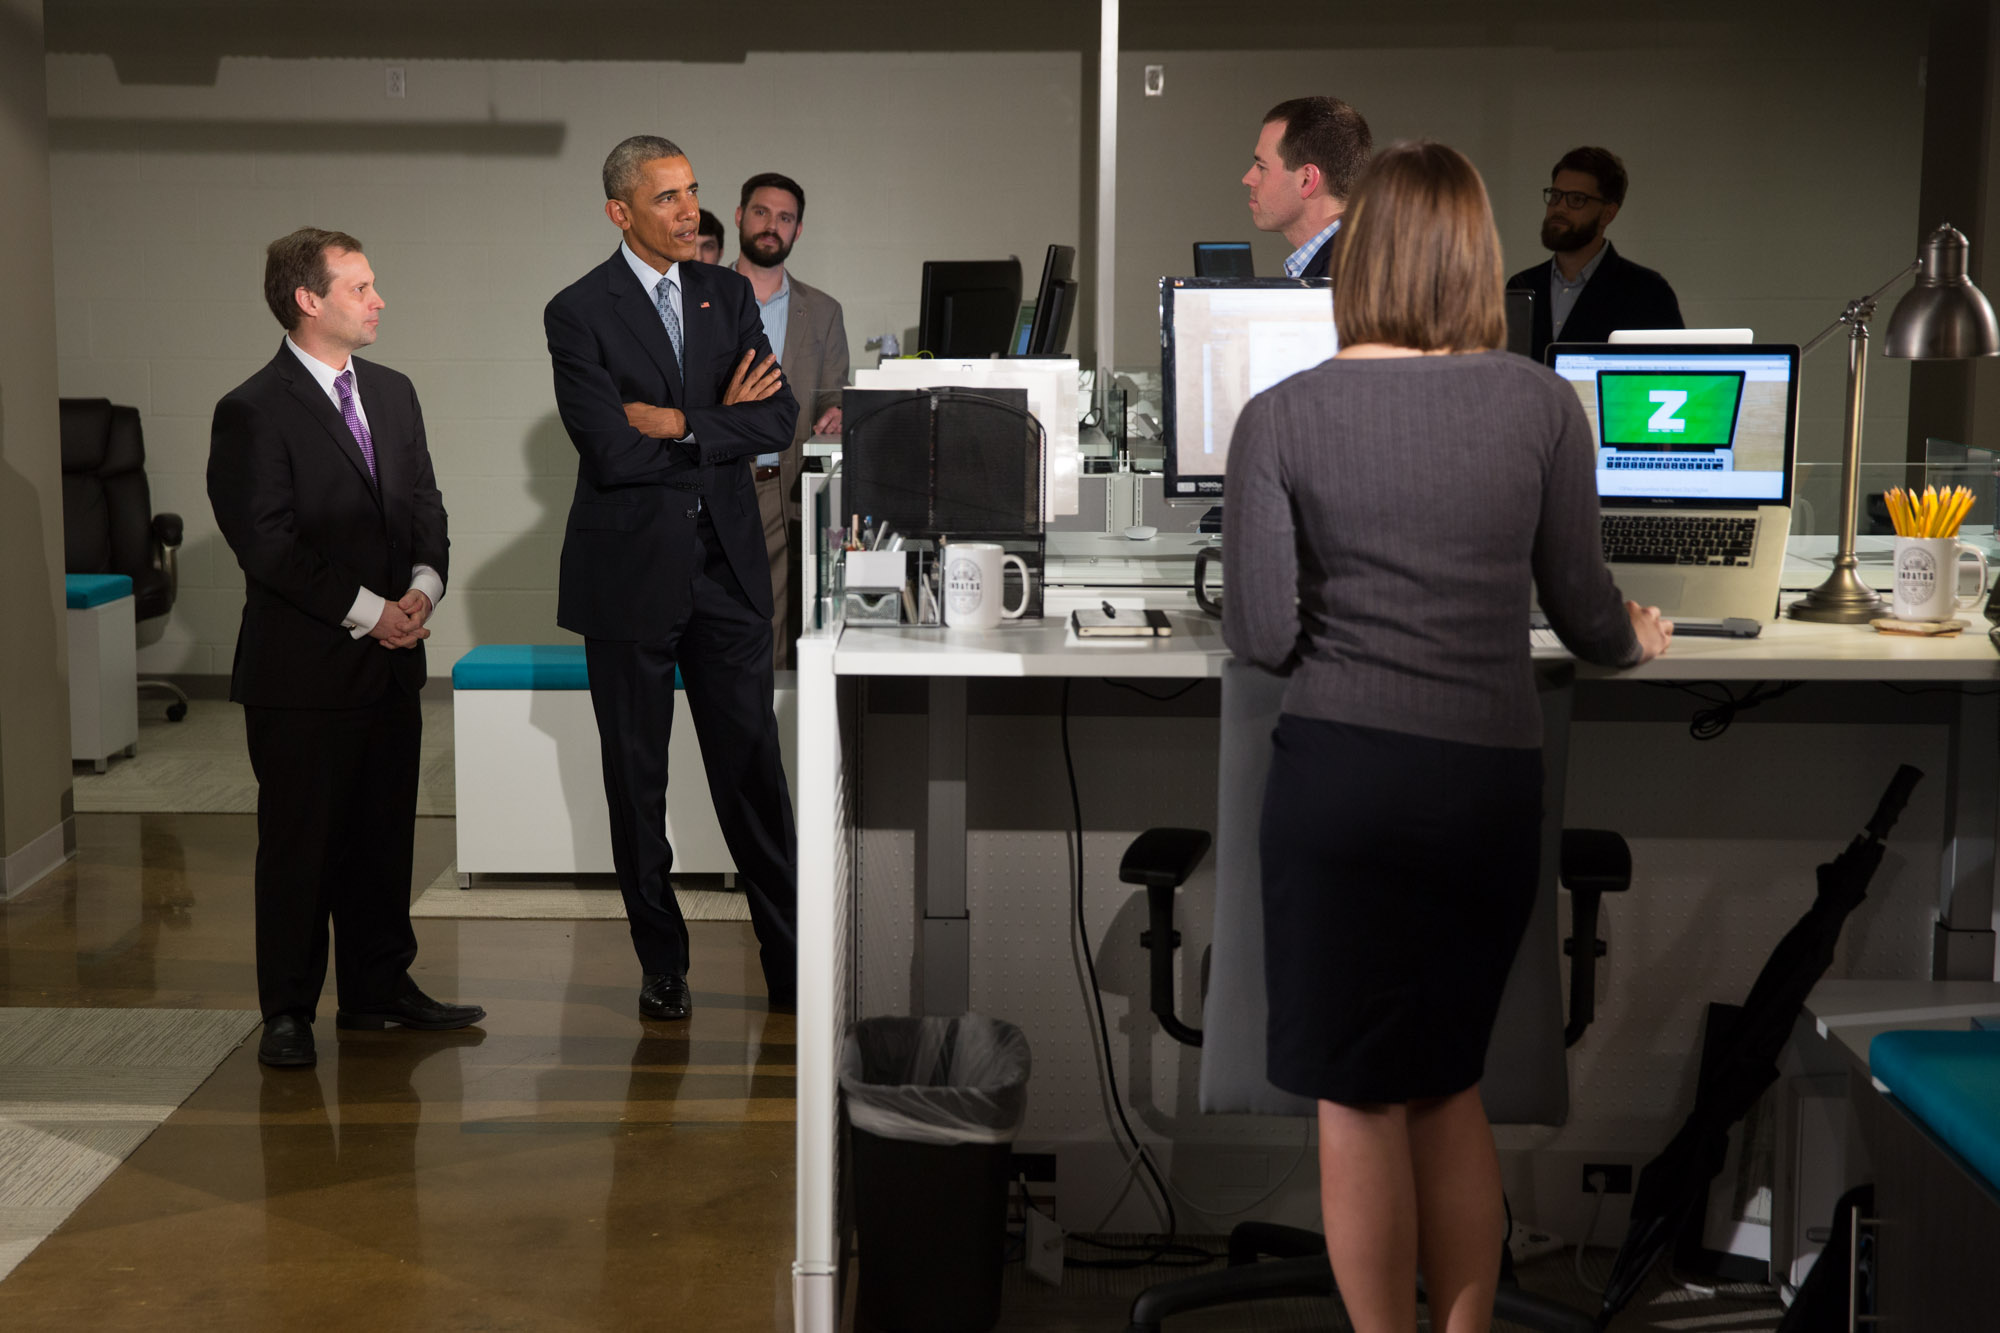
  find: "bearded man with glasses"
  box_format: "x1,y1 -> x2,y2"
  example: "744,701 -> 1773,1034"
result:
1506,146 -> 1683,361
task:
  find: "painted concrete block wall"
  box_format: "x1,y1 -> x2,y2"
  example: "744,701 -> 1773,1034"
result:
44,52 -> 1082,677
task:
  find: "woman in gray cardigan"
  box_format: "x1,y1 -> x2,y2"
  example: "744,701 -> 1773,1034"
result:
1222,141 -> 1671,1333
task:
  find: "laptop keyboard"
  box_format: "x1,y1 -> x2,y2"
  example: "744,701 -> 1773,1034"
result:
1604,455 -> 1726,471
1602,514 -> 1756,566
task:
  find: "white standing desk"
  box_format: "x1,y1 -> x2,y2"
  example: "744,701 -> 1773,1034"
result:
789,615 -> 2000,1332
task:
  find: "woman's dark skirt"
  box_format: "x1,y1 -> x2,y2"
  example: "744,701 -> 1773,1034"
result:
1261,712 -> 1543,1106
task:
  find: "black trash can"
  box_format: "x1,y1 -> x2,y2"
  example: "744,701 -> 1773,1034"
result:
840,1014 -> 1031,1333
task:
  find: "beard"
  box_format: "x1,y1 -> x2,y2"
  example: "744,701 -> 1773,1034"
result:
738,229 -> 794,268
1541,217 -> 1598,253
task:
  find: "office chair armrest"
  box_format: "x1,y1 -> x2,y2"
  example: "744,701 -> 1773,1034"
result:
1118,828 -> 1211,888
1559,828 -> 1631,896
1121,829 -> 1211,1048
1559,828 -> 1632,1048
150,512 -> 184,599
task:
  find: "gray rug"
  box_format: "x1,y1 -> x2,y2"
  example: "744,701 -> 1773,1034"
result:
72,698 -> 454,816
0,1007 -> 260,1282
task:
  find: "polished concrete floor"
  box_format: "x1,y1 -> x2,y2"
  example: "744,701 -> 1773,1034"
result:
0,812 -> 796,1332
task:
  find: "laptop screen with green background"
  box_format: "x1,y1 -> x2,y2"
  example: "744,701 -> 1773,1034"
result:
1595,370 -> 1745,449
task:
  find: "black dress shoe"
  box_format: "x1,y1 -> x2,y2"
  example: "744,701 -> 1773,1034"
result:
639,973 -> 691,1021
336,987 -> 486,1031
258,1015 -> 316,1067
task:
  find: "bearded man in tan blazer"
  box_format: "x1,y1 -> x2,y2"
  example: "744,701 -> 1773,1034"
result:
732,172 -> 849,669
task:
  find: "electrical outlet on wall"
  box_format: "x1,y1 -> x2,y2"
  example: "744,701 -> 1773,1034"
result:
386,66 -> 406,99
1144,65 -> 1165,97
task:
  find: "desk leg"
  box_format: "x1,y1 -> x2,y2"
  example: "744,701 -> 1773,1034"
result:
1934,691 -> 1999,980
793,635 -> 844,1333
919,677 -> 970,1015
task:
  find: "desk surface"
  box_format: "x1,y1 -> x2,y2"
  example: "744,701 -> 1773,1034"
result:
1806,979 -> 2000,1074
823,612 -> 2000,681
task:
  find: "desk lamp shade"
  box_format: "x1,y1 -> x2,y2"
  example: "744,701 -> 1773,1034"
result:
1884,225 -> 2000,360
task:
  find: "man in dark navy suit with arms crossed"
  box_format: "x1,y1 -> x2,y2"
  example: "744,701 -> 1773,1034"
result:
209,227 -> 485,1069
544,135 -> 800,1021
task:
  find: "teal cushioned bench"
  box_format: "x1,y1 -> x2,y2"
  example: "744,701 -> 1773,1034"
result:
451,644 -> 681,692
65,573 -> 134,609
1869,1029 -> 2000,1192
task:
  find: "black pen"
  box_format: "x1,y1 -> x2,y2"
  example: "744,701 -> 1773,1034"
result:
1101,600 -> 1117,619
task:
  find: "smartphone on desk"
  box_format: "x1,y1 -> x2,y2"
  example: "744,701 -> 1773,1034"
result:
1670,617 -> 1762,639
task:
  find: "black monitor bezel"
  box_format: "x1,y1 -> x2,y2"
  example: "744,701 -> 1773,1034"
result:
1192,241 -> 1255,279
1160,275 -> 1334,505
1019,244 -> 1078,357
918,258 -> 1024,358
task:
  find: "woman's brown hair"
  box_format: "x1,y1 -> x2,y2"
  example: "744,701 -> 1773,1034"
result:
1331,141 -> 1507,353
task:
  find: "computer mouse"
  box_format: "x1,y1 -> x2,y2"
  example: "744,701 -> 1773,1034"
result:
1123,524 -> 1158,541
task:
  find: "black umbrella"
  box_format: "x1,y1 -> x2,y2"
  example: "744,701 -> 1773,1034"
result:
1592,764 -> 1924,1329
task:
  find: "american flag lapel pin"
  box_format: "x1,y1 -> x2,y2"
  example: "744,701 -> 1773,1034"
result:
699,301 -> 711,309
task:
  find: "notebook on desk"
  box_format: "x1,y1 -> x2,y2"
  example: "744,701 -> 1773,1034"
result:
1548,342 -> 1800,623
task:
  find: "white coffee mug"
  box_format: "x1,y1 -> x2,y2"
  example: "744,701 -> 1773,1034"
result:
1892,536 -> 1989,621
942,542 -> 1030,630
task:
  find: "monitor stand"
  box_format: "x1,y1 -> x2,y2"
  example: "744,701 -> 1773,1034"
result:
1197,505 -> 1224,535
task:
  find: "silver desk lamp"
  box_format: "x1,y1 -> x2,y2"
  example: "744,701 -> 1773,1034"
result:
1788,224 -> 2000,623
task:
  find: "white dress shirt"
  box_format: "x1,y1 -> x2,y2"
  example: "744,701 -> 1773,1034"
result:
284,337 -> 444,639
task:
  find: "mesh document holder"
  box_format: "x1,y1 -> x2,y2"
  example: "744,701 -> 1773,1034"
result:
841,388 -> 1043,541
841,387 -> 1047,622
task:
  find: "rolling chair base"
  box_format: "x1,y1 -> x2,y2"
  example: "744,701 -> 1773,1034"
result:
138,678 -> 188,722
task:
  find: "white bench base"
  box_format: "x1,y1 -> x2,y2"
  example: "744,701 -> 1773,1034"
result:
69,598 -> 138,772
453,682 -> 796,879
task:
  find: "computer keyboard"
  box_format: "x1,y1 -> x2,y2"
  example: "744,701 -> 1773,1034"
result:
1602,513 -> 1755,566
1604,455 -> 1726,471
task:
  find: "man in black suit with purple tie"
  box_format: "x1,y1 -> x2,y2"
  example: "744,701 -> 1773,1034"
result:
208,228 -> 484,1068
544,136 -> 799,1021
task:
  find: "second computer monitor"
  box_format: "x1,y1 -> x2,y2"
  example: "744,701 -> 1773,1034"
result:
919,259 -> 1024,358
1019,244 -> 1077,357
1192,242 -> 1255,279
1160,276 -> 1338,504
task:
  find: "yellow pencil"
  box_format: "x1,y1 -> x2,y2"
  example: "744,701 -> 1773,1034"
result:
1889,488 -> 1911,536
1946,487 -> 1974,537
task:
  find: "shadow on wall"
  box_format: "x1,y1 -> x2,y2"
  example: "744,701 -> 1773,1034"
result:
463,410 -> 575,651
49,120 -> 566,157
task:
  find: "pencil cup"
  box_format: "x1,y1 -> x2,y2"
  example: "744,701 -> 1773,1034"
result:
1892,536 -> 1988,621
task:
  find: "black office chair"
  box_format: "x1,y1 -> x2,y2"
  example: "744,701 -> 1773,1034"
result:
61,398 -> 188,721
1120,660 -> 1632,1333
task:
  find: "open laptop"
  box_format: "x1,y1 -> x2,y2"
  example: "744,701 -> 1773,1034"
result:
1547,342 -> 1800,622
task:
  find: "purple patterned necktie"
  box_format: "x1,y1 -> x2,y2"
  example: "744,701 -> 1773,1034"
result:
334,368 -> 377,480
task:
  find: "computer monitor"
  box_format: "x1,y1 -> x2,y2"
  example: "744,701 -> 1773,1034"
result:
1193,242 -> 1255,279
918,259 -> 1023,358
1009,303 -> 1035,356
1160,276 -> 1337,503
1504,288 -> 1535,358
1018,244 -> 1077,357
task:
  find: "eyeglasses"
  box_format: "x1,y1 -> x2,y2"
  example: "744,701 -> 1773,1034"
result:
1543,187 -> 1607,209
